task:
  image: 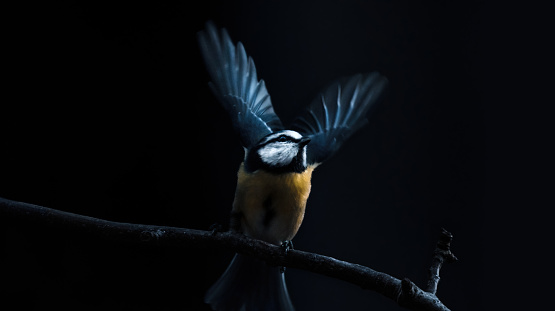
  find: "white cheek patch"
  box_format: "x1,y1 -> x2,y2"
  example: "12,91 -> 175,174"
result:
258,142 -> 298,166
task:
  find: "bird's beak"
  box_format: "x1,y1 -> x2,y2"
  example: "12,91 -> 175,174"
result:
299,137 -> 311,146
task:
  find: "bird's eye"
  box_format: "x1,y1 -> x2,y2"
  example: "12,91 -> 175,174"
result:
277,136 -> 288,142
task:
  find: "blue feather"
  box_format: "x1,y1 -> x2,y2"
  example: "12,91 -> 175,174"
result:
292,72 -> 388,164
198,22 -> 283,148
205,254 -> 294,311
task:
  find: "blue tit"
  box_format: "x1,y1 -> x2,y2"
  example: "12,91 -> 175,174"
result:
198,21 -> 387,311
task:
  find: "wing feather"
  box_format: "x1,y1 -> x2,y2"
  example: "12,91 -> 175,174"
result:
198,22 -> 283,148
292,72 -> 387,165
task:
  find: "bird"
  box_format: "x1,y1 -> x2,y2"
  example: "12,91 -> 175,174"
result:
197,21 -> 387,311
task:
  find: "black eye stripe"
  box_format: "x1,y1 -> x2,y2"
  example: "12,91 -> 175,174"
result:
264,135 -> 299,145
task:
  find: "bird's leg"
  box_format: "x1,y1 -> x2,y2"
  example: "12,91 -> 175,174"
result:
279,240 -> 294,273
229,210 -> 243,233
281,240 -> 294,254
209,223 -> 223,234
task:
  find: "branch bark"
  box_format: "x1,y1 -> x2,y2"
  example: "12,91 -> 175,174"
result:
425,228 -> 459,295
0,197 -> 454,311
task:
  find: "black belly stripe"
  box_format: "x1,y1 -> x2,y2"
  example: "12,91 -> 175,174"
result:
262,196 -> 275,227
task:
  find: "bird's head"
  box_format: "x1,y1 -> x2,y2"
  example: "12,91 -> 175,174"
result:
245,130 -> 311,173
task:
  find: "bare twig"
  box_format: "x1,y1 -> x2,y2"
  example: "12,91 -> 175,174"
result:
425,228 -> 459,295
0,197 -> 455,311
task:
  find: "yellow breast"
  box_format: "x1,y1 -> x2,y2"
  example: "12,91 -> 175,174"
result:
232,163 -> 316,244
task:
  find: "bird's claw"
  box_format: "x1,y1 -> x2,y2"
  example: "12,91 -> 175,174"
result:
209,223 -> 223,235
279,240 -> 294,273
281,240 -> 294,255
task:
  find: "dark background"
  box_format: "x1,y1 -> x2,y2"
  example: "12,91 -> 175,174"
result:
1,0 -> 548,310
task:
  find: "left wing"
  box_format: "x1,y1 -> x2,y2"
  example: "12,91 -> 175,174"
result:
197,22 -> 283,149
291,72 -> 387,165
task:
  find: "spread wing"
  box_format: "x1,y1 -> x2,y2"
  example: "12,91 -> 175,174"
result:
291,72 -> 387,165
197,22 -> 283,149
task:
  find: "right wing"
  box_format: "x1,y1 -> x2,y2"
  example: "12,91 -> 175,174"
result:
197,22 -> 283,149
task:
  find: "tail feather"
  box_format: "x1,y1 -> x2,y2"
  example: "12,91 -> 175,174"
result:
205,254 -> 294,311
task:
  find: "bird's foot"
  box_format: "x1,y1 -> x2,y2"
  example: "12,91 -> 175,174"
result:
281,240 -> 294,254
279,240 -> 294,273
209,223 -> 223,235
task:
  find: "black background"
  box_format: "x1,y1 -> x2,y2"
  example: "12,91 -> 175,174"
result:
1,1 -> 548,310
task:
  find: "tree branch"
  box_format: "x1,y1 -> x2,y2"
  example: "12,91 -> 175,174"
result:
0,197 -> 455,311
425,228 -> 459,295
